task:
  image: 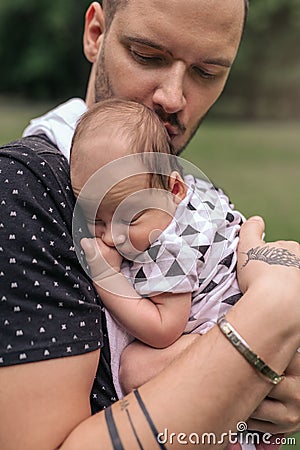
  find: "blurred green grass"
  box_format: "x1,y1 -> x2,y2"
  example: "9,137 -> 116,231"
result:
184,120 -> 299,241
0,97 -> 53,145
0,99 -> 299,447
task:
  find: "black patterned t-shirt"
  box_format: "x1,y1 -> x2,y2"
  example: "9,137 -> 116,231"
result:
0,134 -> 117,412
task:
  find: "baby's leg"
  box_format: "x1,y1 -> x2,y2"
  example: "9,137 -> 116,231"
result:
119,334 -> 199,394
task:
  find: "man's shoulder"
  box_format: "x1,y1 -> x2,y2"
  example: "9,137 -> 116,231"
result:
0,134 -> 73,214
0,134 -> 62,158
0,134 -> 69,184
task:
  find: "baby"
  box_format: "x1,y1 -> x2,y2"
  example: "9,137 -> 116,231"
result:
70,99 -> 244,399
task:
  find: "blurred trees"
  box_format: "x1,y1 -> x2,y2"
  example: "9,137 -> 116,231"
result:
214,0 -> 300,119
0,0 -> 91,100
0,0 -> 299,119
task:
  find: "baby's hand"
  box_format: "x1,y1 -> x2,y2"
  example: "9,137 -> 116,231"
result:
81,237 -> 122,282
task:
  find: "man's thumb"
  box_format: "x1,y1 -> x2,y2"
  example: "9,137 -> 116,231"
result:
238,216 -> 265,255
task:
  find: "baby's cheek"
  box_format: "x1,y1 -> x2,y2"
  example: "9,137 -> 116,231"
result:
129,228 -> 150,252
88,222 -> 101,237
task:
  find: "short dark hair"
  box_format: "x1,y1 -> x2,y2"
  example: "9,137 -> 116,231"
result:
102,0 -> 127,29
102,1 -> 250,34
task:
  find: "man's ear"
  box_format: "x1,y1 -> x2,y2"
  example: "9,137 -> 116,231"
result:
83,2 -> 105,63
168,171 -> 187,204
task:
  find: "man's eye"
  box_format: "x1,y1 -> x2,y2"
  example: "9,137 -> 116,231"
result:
193,66 -> 216,80
130,49 -> 163,65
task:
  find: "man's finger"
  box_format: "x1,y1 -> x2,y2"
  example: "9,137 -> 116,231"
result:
238,216 -> 265,255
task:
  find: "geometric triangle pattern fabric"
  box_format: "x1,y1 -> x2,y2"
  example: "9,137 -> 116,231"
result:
187,201 -> 197,211
121,174 -> 246,335
214,232 -> 227,243
219,253 -> 234,268
147,244 -> 160,262
181,224 -> 199,236
222,293 -> 243,306
226,212 -> 235,223
166,260 -> 186,277
134,267 -> 147,283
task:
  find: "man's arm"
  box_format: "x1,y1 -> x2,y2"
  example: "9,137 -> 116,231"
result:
60,217 -> 300,449
61,288 -> 299,450
119,217 -> 300,435
0,350 -> 100,450
0,144 -> 105,449
248,347 -> 300,435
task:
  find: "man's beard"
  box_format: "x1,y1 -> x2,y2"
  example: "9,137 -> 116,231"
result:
177,113 -> 207,155
94,42 -> 114,103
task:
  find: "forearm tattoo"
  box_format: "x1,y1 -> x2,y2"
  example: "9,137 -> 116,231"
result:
133,389 -> 167,449
104,406 -> 125,450
104,389 -> 167,450
120,398 -> 144,450
243,246 -> 300,269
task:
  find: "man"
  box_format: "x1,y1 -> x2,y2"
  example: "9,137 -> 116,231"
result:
1,1 -> 300,449
84,0 -> 244,154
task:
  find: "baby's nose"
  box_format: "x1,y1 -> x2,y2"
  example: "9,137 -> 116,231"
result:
101,229 -> 115,247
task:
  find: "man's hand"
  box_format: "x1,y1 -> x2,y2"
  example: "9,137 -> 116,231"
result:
237,217 -> 300,436
237,216 -> 300,295
248,352 -> 300,435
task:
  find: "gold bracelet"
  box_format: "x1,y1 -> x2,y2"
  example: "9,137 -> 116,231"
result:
217,316 -> 285,385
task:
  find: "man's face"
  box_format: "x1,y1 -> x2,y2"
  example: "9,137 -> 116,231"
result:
92,0 -> 244,153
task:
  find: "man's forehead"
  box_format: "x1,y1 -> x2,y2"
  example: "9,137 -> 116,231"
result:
113,0 -> 244,60
116,0 -> 245,18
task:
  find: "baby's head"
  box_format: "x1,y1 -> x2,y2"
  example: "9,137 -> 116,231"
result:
71,99 -> 187,256
70,99 -> 181,191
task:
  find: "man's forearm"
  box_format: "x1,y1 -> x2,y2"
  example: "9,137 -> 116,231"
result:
61,285 -> 300,450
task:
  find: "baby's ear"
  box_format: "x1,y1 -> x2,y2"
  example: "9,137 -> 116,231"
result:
168,171 -> 187,204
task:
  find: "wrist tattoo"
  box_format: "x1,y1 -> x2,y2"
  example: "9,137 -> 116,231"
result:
104,392 -> 167,450
120,398 -> 144,450
133,389 -> 167,450
104,406 -> 124,450
243,246 -> 300,269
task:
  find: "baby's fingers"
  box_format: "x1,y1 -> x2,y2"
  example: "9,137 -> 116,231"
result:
81,237 -> 100,263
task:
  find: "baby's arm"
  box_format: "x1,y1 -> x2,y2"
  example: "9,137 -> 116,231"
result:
81,238 -> 191,348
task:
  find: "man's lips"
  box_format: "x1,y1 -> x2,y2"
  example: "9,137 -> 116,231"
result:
164,122 -> 179,139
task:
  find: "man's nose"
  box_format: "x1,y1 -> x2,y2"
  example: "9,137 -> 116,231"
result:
152,62 -> 187,114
